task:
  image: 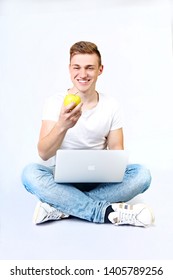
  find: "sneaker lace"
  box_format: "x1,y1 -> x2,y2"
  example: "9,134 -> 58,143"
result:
117,209 -> 136,225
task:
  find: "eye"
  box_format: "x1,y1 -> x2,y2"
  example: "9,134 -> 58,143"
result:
73,67 -> 80,70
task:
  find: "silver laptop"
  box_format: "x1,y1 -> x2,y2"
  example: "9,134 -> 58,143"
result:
54,150 -> 128,183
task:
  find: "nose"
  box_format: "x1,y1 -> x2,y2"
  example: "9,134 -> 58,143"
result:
79,68 -> 87,78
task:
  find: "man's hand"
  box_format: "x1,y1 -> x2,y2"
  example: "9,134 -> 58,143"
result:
59,102 -> 83,130
37,101 -> 83,160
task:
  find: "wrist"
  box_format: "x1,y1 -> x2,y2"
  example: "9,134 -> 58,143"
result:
55,121 -> 68,135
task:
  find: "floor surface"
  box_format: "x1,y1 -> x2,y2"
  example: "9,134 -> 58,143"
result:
0,166 -> 172,260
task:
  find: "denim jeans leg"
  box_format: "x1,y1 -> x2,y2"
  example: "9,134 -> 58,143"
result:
85,164 -> 152,203
21,163 -> 109,223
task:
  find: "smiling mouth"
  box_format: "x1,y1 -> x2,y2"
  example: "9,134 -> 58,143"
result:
77,79 -> 90,84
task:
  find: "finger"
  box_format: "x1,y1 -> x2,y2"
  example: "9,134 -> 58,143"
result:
75,102 -> 83,109
71,102 -> 83,114
65,102 -> 83,114
70,113 -> 81,123
64,102 -> 76,112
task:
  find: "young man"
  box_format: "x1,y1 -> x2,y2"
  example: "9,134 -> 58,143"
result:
22,41 -> 154,227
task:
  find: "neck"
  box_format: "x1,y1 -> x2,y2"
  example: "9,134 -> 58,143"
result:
68,87 -> 99,110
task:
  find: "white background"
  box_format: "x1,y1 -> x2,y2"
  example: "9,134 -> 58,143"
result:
0,0 -> 173,261
1,0 -> 173,184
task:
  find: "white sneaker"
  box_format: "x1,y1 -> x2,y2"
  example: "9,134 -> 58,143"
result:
33,202 -> 69,225
108,203 -> 155,227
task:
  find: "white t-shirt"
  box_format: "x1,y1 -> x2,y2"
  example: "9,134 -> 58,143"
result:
41,92 -> 123,164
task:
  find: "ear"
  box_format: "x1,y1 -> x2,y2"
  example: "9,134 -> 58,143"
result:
98,65 -> 104,76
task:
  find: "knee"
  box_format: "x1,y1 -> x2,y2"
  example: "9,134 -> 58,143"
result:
127,164 -> 152,192
21,163 -> 54,193
136,164 -> 152,192
22,163 -> 37,183
21,163 -> 41,192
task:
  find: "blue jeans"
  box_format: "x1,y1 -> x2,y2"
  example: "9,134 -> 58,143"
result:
21,163 -> 151,223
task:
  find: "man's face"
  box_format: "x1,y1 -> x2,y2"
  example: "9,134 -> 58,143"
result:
69,53 -> 103,93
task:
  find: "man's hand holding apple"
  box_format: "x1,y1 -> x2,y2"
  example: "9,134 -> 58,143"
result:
59,95 -> 83,130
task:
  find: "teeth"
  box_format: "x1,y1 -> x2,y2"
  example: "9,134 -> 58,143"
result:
78,80 -> 89,83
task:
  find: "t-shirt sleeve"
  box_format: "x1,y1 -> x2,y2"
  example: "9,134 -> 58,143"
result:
42,94 -> 63,121
110,100 -> 124,130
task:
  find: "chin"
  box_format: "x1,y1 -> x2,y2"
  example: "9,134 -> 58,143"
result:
74,86 -> 88,94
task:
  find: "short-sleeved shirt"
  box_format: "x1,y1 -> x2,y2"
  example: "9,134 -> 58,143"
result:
41,91 -> 123,164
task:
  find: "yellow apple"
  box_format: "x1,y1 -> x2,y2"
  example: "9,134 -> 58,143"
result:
64,93 -> 81,107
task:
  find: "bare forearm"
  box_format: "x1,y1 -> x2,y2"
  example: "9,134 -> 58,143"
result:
38,123 -> 67,161
38,102 -> 82,160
